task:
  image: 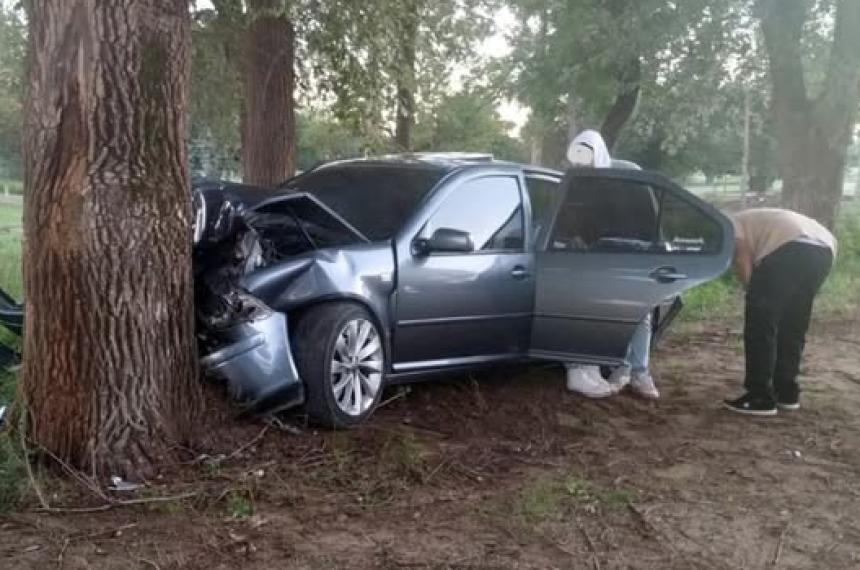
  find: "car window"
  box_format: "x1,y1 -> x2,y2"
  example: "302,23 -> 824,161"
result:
551,177 -> 658,252
284,165 -> 446,241
421,176 -> 524,252
658,191 -> 722,253
525,175 -> 560,241
550,176 -> 721,254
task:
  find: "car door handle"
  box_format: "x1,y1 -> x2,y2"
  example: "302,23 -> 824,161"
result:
511,266 -> 531,280
650,266 -> 688,283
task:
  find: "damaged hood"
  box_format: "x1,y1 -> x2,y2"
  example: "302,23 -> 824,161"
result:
192,180 -> 368,247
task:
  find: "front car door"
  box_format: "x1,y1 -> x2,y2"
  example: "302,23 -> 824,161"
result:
530,168 -> 734,364
392,168 -> 534,372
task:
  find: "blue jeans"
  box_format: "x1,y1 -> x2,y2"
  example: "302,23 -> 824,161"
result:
627,313 -> 652,373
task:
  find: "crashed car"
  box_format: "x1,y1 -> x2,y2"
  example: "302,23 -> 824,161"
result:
193,153 -> 734,426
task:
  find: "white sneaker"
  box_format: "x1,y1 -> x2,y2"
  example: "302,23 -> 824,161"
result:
630,370 -> 659,400
607,366 -> 631,393
566,365 -> 613,398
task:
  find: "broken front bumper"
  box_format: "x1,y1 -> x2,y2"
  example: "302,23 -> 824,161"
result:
200,311 -> 304,415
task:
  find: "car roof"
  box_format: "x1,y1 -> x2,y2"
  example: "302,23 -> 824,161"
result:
308,153 -> 563,179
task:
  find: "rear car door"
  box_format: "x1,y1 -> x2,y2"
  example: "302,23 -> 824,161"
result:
530,168 -> 733,364
393,170 -> 534,372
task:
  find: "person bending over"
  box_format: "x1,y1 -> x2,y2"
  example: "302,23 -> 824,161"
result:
724,208 -> 836,416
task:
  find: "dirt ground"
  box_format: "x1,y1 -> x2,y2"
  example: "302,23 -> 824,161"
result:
1,315 -> 859,569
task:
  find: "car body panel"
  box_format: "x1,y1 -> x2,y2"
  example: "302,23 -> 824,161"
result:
200,311 -> 304,414
241,242 -> 396,352
391,166 -> 535,370
530,168 -> 734,362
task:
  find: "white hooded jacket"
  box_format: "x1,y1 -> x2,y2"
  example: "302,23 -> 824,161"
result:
567,129 -> 612,168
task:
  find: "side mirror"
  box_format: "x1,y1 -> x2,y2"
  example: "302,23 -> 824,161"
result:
413,227 -> 474,256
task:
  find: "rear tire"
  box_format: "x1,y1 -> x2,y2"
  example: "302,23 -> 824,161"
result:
292,302 -> 385,428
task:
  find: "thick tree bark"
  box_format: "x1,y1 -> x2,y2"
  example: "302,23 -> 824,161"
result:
600,57 -> 641,151
23,0 -> 201,479
394,1 -> 419,152
242,0 -> 295,186
760,0 -> 860,228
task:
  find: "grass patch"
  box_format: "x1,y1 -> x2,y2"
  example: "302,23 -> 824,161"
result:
507,473 -> 636,525
0,372 -> 25,512
680,274 -> 742,322
0,179 -> 23,196
226,488 -> 256,519
0,203 -> 22,302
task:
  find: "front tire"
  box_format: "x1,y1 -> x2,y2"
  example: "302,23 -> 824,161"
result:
293,303 -> 385,427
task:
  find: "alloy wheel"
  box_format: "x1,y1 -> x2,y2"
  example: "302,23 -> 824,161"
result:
330,318 -> 383,416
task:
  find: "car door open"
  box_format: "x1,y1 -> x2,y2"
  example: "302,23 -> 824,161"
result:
530,168 -> 734,365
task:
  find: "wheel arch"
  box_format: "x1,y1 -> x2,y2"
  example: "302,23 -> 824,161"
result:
286,294 -> 393,373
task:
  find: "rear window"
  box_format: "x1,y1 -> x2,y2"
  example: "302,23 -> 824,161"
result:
283,165 -> 447,241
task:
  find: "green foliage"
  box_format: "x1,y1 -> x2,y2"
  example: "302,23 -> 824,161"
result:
496,0 -> 754,175
306,0 -> 495,144
296,113 -> 368,171
413,90 -> 527,162
0,6 -> 25,180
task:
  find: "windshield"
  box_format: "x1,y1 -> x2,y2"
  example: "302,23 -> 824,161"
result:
283,164 -> 447,241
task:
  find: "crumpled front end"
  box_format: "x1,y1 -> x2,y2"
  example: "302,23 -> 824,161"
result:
192,182 -> 368,415
200,304 -> 304,415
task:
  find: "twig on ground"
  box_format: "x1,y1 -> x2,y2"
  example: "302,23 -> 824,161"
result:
35,443 -> 109,502
377,386 -> 410,410
138,558 -> 162,570
772,520 -> 791,566
19,420 -> 50,511
423,457 -> 452,484
226,424 -> 270,461
56,538 -> 69,569
34,491 -> 199,514
578,523 -> 601,570
265,416 -> 303,435
57,523 -> 138,568
536,530 -> 579,560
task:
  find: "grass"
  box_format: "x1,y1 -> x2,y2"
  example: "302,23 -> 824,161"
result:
0,202 -> 22,302
506,472 -> 635,525
0,371 -> 24,512
0,179 -> 23,196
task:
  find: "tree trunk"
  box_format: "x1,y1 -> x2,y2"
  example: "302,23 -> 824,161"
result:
22,0 -> 201,479
760,0 -> 860,228
242,0 -> 295,186
600,57 -> 641,151
394,1 -> 418,152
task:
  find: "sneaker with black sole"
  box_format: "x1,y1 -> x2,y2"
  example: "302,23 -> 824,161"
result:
723,394 -> 777,417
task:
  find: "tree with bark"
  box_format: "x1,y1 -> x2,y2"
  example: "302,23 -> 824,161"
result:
242,0 -> 296,185
23,0 -> 201,479
758,0 -> 860,228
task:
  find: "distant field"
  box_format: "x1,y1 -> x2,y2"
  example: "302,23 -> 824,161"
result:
0,202 -> 22,300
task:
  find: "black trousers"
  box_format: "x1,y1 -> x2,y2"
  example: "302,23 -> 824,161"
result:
744,242 -> 833,402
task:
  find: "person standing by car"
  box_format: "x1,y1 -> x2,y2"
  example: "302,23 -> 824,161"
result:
564,130 -> 660,400
724,208 -> 836,416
